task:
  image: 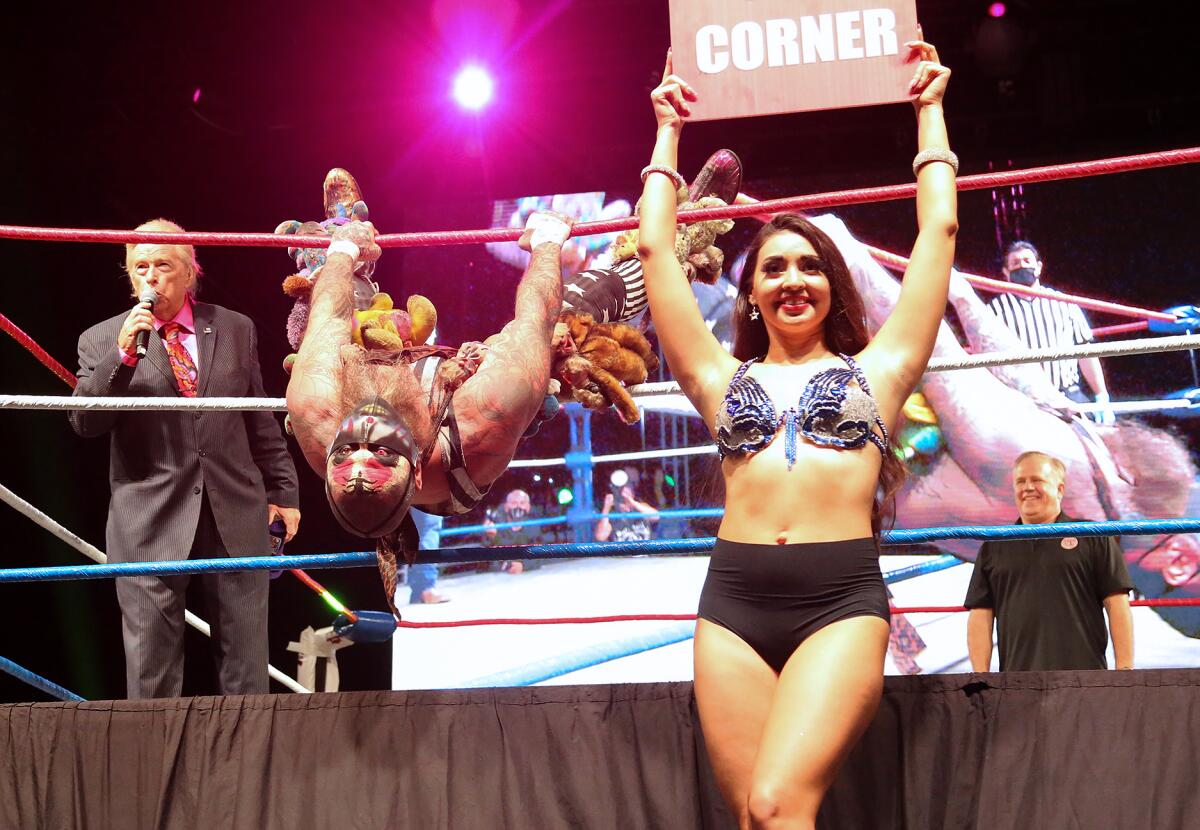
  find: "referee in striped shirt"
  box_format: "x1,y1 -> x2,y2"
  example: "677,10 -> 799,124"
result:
988,241 -> 1113,422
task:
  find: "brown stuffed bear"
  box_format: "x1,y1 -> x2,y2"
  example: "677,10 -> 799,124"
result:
552,311 -> 660,424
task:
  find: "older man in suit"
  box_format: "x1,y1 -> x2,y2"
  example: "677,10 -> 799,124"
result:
71,219 -> 300,699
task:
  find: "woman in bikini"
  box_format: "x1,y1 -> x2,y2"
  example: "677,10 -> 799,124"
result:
638,41 -> 956,827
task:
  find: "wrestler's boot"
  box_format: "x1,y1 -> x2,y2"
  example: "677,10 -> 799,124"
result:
688,148 -> 743,204
559,149 -> 745,324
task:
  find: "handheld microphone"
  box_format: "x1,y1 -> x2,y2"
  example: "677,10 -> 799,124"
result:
134,287 -> 158,360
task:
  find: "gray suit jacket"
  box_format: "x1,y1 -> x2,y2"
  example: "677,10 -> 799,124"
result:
71,302 -> 298,563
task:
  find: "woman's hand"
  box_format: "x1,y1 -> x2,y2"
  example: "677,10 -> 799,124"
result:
906,33 -> 950,109
650,49 -> 698,131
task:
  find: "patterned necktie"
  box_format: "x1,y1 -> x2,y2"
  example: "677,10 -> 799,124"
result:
160,322 -> 198,397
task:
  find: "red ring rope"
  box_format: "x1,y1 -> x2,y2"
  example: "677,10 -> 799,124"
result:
1092,321 -> 1152,337
865,246 -> 1177,322
0,312 -> 77,387
1,147 -> 1196,250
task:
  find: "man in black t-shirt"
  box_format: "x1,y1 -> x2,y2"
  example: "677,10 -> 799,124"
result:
965,451 -> 1134,671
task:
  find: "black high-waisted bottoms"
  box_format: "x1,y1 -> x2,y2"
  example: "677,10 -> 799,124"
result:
696,537 -> 890,673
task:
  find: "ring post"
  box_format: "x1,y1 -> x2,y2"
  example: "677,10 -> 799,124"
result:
564,404 -> 596,543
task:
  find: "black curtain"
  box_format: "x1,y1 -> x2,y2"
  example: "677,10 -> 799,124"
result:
3,671 -> 1198,829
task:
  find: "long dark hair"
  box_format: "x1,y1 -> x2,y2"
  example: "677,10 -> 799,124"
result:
730,214 -> 907,533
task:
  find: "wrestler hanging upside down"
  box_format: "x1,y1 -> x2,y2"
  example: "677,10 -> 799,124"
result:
285,212 -> 573,612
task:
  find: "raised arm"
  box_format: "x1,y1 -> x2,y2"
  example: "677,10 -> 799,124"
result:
863,37 -> 957,398
285,222 -> 381,468
639,52 -> 736,421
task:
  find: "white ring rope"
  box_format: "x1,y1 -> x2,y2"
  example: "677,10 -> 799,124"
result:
0,396 -> 289,411
0,480 -> 312,694
630,334 -> 1200,397
1,334 -> 1196,412
1070,398 -> 1198,415
509,444 -> 718,469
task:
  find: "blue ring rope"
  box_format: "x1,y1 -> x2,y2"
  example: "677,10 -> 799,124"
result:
1,519 -> 1197,584
0,655 -> 85,701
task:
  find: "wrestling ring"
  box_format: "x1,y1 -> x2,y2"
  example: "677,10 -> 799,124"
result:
3,147 -> 1200,828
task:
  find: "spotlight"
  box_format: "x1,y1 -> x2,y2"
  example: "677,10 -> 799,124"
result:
610,469 -> 630,488
987,2 -> 1006,17
452,65 -> 494,111
532,474 -> 542,482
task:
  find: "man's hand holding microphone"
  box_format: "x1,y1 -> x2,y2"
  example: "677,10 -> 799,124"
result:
118,287 -> 159,361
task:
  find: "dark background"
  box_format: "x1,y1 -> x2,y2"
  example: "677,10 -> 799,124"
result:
2,0 -> 1198,701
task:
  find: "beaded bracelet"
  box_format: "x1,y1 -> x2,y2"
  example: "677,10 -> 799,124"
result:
640,164 -> 687,190
912,148 -> 959,178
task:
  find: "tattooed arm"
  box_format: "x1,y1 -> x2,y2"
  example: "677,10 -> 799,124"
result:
451,213 -> 568,483
286,221 -> 381,472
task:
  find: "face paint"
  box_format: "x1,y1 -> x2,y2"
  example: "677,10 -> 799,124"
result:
329,453 -> 396,491
327,398 -> 418,469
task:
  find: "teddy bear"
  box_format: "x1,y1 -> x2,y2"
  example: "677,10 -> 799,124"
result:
275,168 -> 437,361
608,187 -> 736,286
551,310 -> 660,424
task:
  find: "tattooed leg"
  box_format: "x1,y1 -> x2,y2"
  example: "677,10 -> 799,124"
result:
452,242 -> 564,483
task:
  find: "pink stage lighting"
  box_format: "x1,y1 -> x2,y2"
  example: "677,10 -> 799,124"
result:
452,65 -> 494,111
988,2 -> 1007,17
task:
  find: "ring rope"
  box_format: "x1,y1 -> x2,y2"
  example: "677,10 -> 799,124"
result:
0,480 -> 312,694
1070,398 -> 1198,415
3,519 -> 1198,583
0,312 -> 77,386
629,334 -> 1200,397
0,655 -> 85,702
1,148 -> 1196,251
1093,321 -> 1152,337
866,249 -> 1179,323
509,443 -> 718,469
6,334 -> 1197,412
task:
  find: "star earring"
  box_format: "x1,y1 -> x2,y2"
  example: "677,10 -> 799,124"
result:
749,302 -> 760,321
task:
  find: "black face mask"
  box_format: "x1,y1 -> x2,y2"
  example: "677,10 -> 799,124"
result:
1007,267 -> 1038,286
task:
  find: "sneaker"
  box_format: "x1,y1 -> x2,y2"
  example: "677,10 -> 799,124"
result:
688,149 -> 743,205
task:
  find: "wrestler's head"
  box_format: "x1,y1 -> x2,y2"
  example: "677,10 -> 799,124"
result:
125,219 -> 203,319
1011,451 -> 1066,524
731,214 -> 868,362
1001,240 -> 1043,287
325,398 -> 422,538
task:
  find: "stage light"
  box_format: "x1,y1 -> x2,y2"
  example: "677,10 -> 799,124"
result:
610,469 -> 629,487
533,474 -> 542,483
556,487 -> 574,506
988,2 -> 1006,17
452,65 -> 494,111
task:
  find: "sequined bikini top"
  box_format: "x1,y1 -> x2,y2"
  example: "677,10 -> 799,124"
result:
715,354 -> 889,469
